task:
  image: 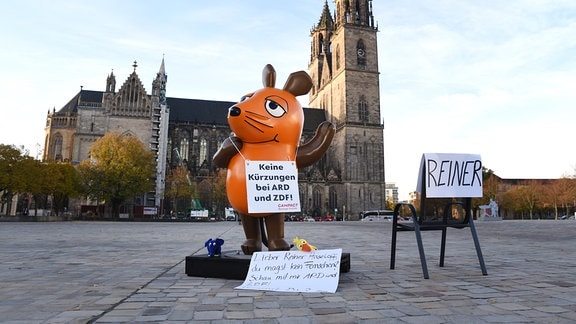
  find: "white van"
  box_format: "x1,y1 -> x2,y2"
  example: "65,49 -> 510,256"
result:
360,210 -> 394,222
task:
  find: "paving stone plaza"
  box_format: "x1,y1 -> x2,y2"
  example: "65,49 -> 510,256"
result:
1,220 -> 575,323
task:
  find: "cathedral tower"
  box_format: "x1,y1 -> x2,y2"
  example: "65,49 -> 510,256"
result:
309,0 -> 385,218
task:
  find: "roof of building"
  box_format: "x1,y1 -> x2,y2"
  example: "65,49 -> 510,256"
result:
56,90 -> 327,132
168,97 -> 327,132
167,97 -> 233,126
56,90 -> 103,114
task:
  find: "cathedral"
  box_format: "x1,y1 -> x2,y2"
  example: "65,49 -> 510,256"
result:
43,0 -> 385,220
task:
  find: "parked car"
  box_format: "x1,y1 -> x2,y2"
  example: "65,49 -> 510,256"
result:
323,215 -> 335,221
286,214 -> 304,222
304,216 -> 316,222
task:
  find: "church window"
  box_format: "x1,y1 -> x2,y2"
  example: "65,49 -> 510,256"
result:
193,128 -> 199,143
54,134 -> 63,161
199,138 -> 207,165
358,95 -> 368,122
313,188 -> 322,211
356,40 -> 366,67
180,138 -> 189,163
319,34 -> 324,54
329,189 -> 337,211
335,44 -> 341,70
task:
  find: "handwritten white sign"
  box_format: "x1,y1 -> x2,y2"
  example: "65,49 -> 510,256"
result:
417,153 -> 483,198
235,249 -> 342,293
245,160 -> 301,213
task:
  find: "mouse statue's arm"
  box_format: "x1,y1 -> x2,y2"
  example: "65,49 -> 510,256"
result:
296,121 -> 335,168
213,136 -> 243,168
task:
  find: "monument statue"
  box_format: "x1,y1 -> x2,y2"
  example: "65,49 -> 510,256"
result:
213,64 -> 335,254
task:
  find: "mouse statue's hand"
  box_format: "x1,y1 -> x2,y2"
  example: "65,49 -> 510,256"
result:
296,121 -> 335,168
213,136 -> 243,168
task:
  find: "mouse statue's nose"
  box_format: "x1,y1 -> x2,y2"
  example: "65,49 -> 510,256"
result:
229,106 -> 241,117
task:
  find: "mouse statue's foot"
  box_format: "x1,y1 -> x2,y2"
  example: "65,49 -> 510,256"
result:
267,239 -> 291,251
263,213 -> 290,251
241,239 -> 262,255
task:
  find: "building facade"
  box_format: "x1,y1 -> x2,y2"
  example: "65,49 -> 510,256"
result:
44,60 -> 168,208
43,0 -> 386,219
307,0 -> 386,218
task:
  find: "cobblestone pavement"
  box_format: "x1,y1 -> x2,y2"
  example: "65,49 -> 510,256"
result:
1,220 -> 575,323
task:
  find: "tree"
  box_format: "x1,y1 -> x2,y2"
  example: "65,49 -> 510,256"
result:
557,178 -> 576,217
41,161 -> 80,216
0,144 -> 33,215
19,158 -> 43,216
77,133 -> 155,218
212,168 -> 228,215
540,178 -> 565,220
503,181 -> 538,219
165,165 -> 195,213
482,168 -> 500,202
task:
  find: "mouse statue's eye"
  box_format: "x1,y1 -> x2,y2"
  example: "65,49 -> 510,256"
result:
265,99 -> 286,117
264,97 -> 288,118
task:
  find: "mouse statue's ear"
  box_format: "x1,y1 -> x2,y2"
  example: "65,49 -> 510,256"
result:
262,64 -> 276,88
283,71 -> 313,97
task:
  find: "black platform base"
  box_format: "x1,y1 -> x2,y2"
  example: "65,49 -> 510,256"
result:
185,251 -> 351,280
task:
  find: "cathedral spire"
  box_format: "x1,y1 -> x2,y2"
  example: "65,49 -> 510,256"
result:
153,56 -> 168,105
159,55 -> 166,76
106,69 -> 116,93
310,0 -> 334,61
334,0 -> 376,29
316,0 -> 334,29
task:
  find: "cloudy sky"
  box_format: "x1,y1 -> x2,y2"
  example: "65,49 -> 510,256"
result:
1,0 -> 575,199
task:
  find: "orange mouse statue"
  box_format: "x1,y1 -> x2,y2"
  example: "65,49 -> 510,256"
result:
213,64 -> 335,255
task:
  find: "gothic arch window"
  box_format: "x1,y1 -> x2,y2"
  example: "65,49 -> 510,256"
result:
193,128 -> 199,143
319,34 -> 324,54
217,136 -> 224,153
335,44 -> 341,70
53,134 -> 63,161
358,95 -> 368,122
313,187 -> 322,212
199,138 -> 207,165
180,138 -> 189,163
356,39 -> 366,67
329,188 -> 337,211
121,130 -> 135,137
